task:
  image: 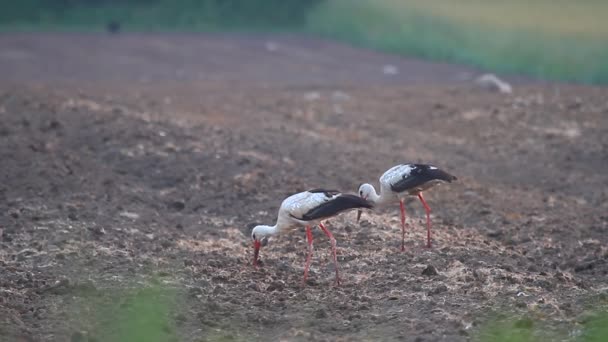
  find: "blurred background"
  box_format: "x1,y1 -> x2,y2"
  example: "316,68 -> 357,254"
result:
2,1 -> 608,342
2,0 -> 607,84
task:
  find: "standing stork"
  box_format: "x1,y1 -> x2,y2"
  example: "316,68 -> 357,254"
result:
357,164 -> 456,250
251,188 -> 373,285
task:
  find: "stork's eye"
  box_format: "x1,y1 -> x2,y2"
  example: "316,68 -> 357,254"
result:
359,190 -> 363,196
252,233 -> 256,240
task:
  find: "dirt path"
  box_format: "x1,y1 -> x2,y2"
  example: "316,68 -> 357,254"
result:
0,33 -> 607,341
0,32 -> 485,85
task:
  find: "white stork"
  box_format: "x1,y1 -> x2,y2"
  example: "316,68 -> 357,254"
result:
251,188 -> 373,285
357,164 -> 457,249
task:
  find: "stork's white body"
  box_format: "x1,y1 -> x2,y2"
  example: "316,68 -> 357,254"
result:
252,190 -> 360,238
366,164 -> 445,204
250,189 -> 373,285
358,163 -> 457,249
277,190 -> 344,230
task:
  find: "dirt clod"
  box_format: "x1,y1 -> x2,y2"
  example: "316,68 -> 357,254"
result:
429,285 -> 449,296
422,265 -> 439,276
167,201 -> 186,212
315,309 -> 328,319
266,281 -> 285,292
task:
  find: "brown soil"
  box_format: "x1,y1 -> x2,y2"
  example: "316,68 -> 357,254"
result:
1,33 -> 607,341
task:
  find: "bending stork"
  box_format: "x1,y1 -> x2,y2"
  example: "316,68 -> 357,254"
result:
251,188 -> 373,285
357,164 -> 456,249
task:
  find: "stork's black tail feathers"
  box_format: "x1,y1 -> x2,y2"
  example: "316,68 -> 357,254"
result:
300,194 -> 374,221
390,165 -> 457,193
431,168 -> 457,182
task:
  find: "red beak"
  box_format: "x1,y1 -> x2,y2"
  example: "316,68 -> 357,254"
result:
253,240 -> 261,267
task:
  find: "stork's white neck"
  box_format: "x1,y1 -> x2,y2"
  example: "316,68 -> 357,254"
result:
367,185 -> 392,205
252,224 -> 279,239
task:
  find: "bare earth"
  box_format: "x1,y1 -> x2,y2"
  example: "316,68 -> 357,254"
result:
1,33 -> 607,341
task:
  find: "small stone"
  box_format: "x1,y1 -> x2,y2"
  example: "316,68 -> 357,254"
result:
247,283 -> 260,292
331,91 -> 351,101
167,201 -> 185,211
40,278 -> 71,295
188,287 -> 203,298
421,265 -> 439,276
315,308 -> 328,319
382,64 -> 399,75
574,262 -> 595,273
160,239 -> 173,249
475,73 -> 512,94
266,281 -> 284,292
428,285 -> 448,295
303,92 -> 321,101
88,226 -> 106,236
119,211 -> 140,220
265,41 -> 278,52
486,230 -> 502,238
305,278 -> 318,286
534,279 -> 555,291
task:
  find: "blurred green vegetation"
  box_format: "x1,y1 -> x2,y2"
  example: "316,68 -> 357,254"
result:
72,286 -> 608,342
0,0 -> 322,31
307,0 -> 608,84
1,0 -> 607,84
473,310 -> 608,342
75,284 -> 179,342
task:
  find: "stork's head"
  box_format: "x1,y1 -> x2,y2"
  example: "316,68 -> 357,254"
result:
250,225 -> 271,266
358,183 -> 375,200
357,183 -> 375,222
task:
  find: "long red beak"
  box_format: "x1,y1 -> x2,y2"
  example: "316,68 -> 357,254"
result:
253,240 -> 261,266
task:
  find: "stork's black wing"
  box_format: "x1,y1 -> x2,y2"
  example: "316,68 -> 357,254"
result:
390,164 -> 457,193
307,188 -> 340,197
300,194 -> 373,221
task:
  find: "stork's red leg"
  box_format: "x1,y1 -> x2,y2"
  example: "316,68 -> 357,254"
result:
418,193 -> 432,248
253,239 -> 261,267
399,199 -> 407,252
318,223 -> 341,285
303,225 -> 314,285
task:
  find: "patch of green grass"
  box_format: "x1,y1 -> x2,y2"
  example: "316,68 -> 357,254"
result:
71,284 -> 179,342
472,310 -> 608,342
306,0 -> 608,84
579,310 -> 608,342
473,315 -> 543,342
